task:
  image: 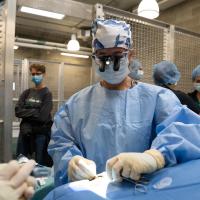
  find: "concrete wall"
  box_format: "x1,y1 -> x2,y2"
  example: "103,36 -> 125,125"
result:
158,0 -> 200,34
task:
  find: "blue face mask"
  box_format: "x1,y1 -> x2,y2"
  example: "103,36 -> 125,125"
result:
95,56 -> 130,84
31,75 -> 43,85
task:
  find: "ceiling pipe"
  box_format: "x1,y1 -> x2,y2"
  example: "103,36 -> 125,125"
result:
15,42 -> 92,56
15,37 -> 92,52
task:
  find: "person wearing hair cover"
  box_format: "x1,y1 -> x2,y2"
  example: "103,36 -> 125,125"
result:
48,19 -> 200,187
153,60 -> 200,114
129,59 -> 144,80
188,64 -> 200,110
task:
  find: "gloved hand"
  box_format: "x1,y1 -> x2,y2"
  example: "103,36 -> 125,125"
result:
0,160 -> 36,200
106,149 -> 165,182
68,156 -> 96,182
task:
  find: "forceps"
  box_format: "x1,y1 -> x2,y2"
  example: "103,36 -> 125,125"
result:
122,176 -> 150,193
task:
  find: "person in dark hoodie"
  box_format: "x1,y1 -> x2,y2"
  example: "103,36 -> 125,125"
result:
152,60 -> 200,114
15,63 -> 53,166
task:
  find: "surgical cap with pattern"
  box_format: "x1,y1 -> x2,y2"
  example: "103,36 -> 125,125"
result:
91,19 -> 132,52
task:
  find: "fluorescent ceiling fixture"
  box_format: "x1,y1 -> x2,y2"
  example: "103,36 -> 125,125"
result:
14,45 -> 19,50
67,34 -> 80,51
13,82 -> 15,91
138,0 -> 159,19
61,52 -> 89,59
20,6 -> 65,20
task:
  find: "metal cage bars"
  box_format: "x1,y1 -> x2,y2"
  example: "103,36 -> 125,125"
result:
0,0 -> 16,162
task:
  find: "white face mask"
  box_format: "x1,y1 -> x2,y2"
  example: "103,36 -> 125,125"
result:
129,69 -> 144,80
137,70 -> 144,78
194,83 -> 200,92
95,56 -> 130,84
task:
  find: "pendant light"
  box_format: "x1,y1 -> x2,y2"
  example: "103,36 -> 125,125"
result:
138,0 -> 159,19
67,34 -> 80,51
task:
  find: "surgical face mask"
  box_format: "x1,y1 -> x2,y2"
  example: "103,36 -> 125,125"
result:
138,70 -> 144,76
31,75 -> 43,85
129,69 -> 144,80
194,83 -> 200,92
136,70 -> 144,80
95,55 -> 130,84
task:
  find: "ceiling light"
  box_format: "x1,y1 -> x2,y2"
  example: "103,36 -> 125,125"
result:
20,6 -> 65,20
67,34 -> 80,51
14,45 -> 19,50
138,0 -> 159,19
61,52 -> 89,59
13,82 -> 16,91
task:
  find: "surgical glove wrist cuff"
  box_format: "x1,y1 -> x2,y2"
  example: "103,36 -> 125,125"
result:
144,149 -> 165,169
68,156 -> 96,182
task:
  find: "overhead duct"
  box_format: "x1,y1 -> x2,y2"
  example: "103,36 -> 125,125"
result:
158,0 -> 186,10
15,41 -> 92,56
15,37 -> 92,53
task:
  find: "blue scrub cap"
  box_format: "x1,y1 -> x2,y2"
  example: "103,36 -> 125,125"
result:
192,65 -> 200,81
153,61 -> 180,85
91,19 -> 132,52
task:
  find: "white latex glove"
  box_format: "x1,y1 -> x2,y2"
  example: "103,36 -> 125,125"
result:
68,156 -> 96,182
106,149 -> 165,182
0,160 -> 36,200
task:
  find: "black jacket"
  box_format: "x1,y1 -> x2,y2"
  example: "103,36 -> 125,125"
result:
15,87 -> 53,134
172,89 -> 200,114
188,90 -> 200,111
162,86 -> 200,114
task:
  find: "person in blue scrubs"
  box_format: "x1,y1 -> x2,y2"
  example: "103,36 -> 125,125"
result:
48,19 -> 200,187
152,60 -> 200,114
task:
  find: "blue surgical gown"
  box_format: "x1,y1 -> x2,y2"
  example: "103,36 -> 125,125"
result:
48,82 -> 200,187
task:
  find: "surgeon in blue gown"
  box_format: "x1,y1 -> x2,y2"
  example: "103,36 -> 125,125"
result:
48,19 -> 200,187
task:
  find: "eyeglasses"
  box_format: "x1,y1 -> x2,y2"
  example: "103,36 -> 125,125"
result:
92,51 -> 128,72
31,72 -> 43,76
